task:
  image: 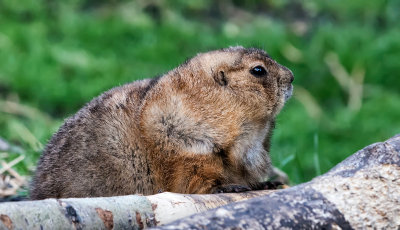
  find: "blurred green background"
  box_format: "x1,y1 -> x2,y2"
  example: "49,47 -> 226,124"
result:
0,0 -> 399,195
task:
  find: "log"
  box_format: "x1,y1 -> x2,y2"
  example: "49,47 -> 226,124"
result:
0,134 -> 399,229
158,134 -> 400,230
0,189 -> 274,229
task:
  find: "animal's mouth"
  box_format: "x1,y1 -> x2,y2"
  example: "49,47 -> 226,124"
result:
284,84 -> 293,102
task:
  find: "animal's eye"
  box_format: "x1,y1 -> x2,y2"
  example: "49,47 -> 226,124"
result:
250,66 -> 267,77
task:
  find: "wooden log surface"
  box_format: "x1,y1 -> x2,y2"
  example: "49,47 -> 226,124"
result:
0,134 -> 399,229
0,188 -> 274,229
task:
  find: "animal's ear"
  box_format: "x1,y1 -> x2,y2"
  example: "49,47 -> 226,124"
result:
213,70 -> 228,86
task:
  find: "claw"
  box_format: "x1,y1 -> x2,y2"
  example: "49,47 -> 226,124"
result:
213,184 -> 252,194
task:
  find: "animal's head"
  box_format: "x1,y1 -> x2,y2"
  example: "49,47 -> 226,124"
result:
186,46 -> 294,121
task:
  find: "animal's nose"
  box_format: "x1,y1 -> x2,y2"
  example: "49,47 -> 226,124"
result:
289,72 -> 294,83
285,68 -> 294,83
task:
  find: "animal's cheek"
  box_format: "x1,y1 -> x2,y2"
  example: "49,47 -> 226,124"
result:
262,82 -> 279,101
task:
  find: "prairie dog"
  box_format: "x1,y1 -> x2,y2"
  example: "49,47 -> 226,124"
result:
30,47 -> 294,199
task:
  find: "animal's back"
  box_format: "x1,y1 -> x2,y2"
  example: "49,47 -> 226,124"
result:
30,79 -> 156,199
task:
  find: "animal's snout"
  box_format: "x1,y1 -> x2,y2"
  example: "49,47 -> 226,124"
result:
283,67 -> 294,84
289,71 -> 294,83
277,64 -> 294,84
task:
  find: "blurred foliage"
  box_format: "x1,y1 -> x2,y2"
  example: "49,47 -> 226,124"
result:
0,0 -> 399,186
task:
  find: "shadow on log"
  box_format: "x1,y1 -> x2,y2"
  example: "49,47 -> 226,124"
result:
0,134 -> 399,229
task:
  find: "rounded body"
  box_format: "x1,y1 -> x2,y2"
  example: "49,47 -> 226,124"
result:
30,47 -> 294,199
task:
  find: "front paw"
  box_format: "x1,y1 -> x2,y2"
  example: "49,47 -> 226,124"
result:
212,184 -> 252,194
253,180 -> 285,190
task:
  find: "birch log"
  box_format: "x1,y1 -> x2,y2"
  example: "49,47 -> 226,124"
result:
158,134 -> 400,230
0,189 -> 274,229
0,134 -> 399,230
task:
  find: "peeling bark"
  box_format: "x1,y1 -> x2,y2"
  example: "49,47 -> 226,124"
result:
0,214 -> 13,230
0,134 -> 399,229
95,208 -> 114,230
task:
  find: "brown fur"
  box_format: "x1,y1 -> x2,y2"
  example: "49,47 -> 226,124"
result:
30,47 -> 294,199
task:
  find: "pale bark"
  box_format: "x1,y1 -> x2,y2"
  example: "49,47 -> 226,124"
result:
0,189 -> 274,229
0,134 -> 399,229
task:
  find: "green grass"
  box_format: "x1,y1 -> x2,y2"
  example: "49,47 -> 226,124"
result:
0,0 -> 399,189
